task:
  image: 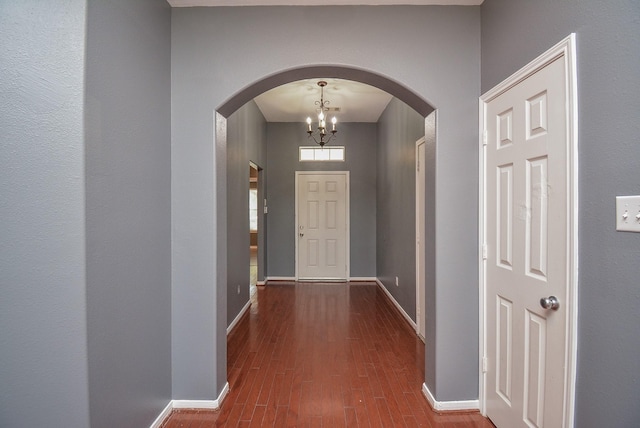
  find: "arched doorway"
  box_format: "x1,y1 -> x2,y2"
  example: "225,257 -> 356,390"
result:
214,65 -> 436,401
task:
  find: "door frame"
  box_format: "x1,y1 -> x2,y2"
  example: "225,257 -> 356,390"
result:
478,34 -> 578,426
415,137 -> 426,341
249,161 -> 265,287
295,171 -> 350,281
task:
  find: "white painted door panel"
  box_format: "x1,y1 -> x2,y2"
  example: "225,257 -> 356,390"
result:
297,173 -> 348,280
485,56 -> 568,428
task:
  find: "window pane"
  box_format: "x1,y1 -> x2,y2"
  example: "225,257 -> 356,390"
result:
300,148 -> 314,161
329,148 -> 344,161
315,148 -> 330,160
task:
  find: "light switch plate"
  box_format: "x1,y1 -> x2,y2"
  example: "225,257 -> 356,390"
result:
616,196 -> 640,232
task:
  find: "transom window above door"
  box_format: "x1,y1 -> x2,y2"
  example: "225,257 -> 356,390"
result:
299,146 -> 345,162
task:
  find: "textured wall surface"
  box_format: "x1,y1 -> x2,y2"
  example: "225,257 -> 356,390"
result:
482,0 -> 640,425
85,0 -> 173,427
376,98 -> 426,320
266,122 -> 377,278
227,101 -> 267,325
0,1 -> 91,426
172,5 -> 480,401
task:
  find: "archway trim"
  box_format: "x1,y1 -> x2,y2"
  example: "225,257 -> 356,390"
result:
217,65 -> 435,118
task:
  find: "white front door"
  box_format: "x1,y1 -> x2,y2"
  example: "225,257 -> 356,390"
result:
296,172 -> 349,280
482,36 -> 577,428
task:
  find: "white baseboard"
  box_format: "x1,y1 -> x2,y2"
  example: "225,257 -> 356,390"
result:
151,383 -> 230,427
375,279 -> 417,331
349,277 -> 377,282
149,400 -> 173,428
256,280 -> 266,286
227,300 -> 251,335
172,399 -> 218,410
265,276 -> 296,282
422,383 -> 479,412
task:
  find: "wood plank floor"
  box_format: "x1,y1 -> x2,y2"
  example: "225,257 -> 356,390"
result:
162,281 -> 495,428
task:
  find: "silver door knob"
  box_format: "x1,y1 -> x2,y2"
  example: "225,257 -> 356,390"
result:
540,296 -> 560,311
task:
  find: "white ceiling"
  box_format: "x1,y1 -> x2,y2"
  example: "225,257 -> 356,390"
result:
168,1 -> 482,6
254,78 -> 393,123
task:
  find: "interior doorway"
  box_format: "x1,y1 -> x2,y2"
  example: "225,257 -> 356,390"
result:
208,65 -> 439,409
249,162 -> 261,296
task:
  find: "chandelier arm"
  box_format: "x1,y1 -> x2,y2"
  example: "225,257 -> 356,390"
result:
304,80 -> 337,148
325,132 -> 336,145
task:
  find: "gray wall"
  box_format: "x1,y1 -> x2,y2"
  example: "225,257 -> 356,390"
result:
0,1 -> 91,426
6,2 -> 634,423
422,112 -> 438,398
1,1 -> 172,427
481,1 -> 640,425
171,5 -> 480,401
376,97 -> 425,320
227,100 -> 267,325
266,122 -> 377,278
84,1 -> 173,427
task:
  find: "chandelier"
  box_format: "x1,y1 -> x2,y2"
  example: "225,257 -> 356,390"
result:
305,81 -> 337,147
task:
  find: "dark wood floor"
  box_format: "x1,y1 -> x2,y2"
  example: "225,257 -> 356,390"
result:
162,281 -> 494,428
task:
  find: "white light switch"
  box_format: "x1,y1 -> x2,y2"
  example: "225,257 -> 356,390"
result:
616,195 -> 640,232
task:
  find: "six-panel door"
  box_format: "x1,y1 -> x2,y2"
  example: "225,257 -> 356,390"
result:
296,172 -> 348,280
485,56 -> 568,427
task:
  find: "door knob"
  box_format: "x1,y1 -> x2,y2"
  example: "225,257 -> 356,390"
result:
540,296 -> 560,311
299,232 -> 304,237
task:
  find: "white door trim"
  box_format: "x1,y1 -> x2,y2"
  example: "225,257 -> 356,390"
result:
295,171 -> 350,281
415,137 -> 426,341
479,34 -> 578,427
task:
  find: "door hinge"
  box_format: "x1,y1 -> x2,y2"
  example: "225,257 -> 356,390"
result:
482,243 -> 488,260
482,357 -> 488,373
482,130 -> 488,147
417,159 -> 420,172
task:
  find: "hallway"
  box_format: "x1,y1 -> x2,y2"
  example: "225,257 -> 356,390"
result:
162,282 -> 493,427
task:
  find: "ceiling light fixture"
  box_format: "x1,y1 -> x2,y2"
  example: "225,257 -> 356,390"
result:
305,81 -> 337,148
